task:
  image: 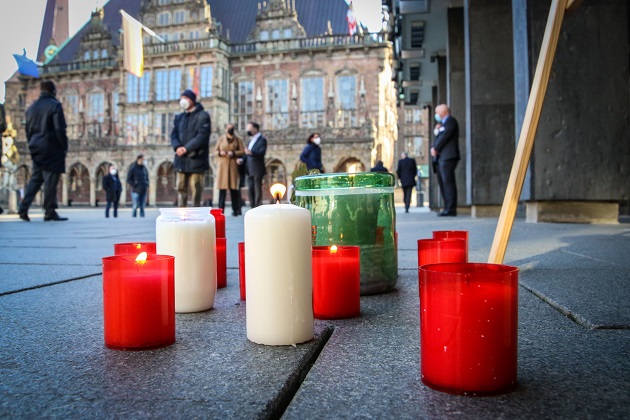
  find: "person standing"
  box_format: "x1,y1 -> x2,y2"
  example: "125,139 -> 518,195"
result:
299,133 -> 323,172
18,81 -> 68,222
370,160 -> 388,173
126,154 -> 149,217
171,89 -> 211,207
215,123 -> 245,216
238,121 -> 267,209
396,152 -> 417,213
102,164 -> 122,218
431,104 -> 460,217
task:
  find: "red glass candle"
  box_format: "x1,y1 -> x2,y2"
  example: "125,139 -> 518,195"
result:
312,245 -> 360,319
418,238 -> 467,267
102,253 -> 175,350
419,263 -> 518,395
216,238 -> 227,289
432,230 -> 468,250
114,242 -> 156,255
238,242 -> 246,301
210,208 -> 226,239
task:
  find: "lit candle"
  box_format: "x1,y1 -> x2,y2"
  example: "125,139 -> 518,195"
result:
211,208 -> 226,239
238,242 -> 246,301
102,252 -> 175,350
245,184 -> 314,346
312,245 -> 360,319
114,242 -> 156,255
216,237 -> 227,289
156,207 -> 216,313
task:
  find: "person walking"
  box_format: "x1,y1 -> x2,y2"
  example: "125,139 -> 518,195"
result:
396,152 -> 417,213
126,154 -> 149,217
18,80 -> 68,222
370,160 -> 388,173
215,123 -> 245,216
238,121 -> 267,209
299,133 -> 323,172
431,104 -> 460,217
171,89 -> 211,207
102,164 -> 122,218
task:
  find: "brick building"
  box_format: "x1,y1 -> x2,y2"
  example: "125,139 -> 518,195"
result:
3,0 -> 396,207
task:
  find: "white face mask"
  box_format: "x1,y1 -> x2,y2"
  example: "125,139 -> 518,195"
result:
313,137 -> 321,146
179,98 -> 190,111
109,168 -> 117,175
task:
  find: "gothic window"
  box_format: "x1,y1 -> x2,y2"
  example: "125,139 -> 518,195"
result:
173,10 -> 186,24
233,81 -> 254,131
125,114 -> 149,144
272,29 -> 280,40
158,12 -> 171,26
283,28 -> 292,38
266,79 -> 289,130
155,70 -> 168,101
84,51 -> 90,60
87,91 -> 105,123
156,113 -> 176,143
300,77 -> 324,128
200,66 -> 213,98
127,72 -> 152,103
158,0 -> 169,5
92,50 -> 99,60
101,49 -> 108,58
168,69 -> 181,100
338,76 -> 356,110
260,31 -> 269,41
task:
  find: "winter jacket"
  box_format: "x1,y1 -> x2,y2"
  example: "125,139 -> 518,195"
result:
25,92 -> 68,173
215,134 -> 245,190
102,173 -> 122,202
126,163 -> 149,194
171,103 -> 211,173
299,143 -> 323,171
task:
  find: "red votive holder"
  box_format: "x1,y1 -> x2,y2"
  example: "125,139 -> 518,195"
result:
114,242 -> 156,255
211,208 -> 226,239
216,237 -> 227,289
432,230 -> 469,250
419,263 -> 519,396
312,245 -> 360,319
102,254 -> 175,350
238,242 -> 246,301
418,238 -> 468,267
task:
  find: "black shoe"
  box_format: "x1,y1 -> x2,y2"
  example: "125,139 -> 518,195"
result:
18,211 -> 30,222
44,211 -> 68,221
0,207 -> 3,214
438,210 -> 457,217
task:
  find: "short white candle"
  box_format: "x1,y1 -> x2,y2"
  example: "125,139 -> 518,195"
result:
245,186 -> 314,346
156,207 -> 216,313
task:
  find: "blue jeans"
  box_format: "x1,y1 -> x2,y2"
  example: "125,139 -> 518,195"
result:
131,191 -> 146,217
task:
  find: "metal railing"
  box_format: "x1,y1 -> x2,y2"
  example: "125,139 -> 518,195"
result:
42,59 -> 117,74
231,33 -> 388,55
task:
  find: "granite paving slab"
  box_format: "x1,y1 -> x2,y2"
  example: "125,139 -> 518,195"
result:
0,263 -> 101,295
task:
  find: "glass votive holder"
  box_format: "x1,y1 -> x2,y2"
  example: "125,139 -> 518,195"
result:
114,242 -> 156,255
211,208 -> 226,239
216,238 -> 227,289
238,242 -> 246,301
418,238 -> 468,267
102,254 -> 175,350
312,245 -> 361,319
419,263 -> 519,396
432,230 -> 469,250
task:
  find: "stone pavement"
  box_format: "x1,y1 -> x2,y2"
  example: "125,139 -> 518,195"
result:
1,207 -> 629,418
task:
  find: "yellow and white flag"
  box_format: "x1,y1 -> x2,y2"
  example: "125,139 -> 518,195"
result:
121,10 -> 144,77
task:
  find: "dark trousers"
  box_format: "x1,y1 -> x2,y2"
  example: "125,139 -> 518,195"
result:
247,174 -> 264,208
437,158 -> 458,212
402,185 -> 414,211
105,200 -> 119,218
218,189 -> 241,214
19,163 -> 60,214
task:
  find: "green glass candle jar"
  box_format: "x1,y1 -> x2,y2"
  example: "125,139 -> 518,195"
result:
293,172 -> 397,295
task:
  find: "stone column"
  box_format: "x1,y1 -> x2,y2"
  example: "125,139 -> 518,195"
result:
149,174 -> 157,207
89,177 -> 96,207
61,174 -> 69,206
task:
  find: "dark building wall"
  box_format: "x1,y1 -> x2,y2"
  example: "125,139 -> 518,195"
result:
465,0 -> 515,205
522,0 -> 630,209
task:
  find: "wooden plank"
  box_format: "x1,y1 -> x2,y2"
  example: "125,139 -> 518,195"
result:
488,0 -> 569,264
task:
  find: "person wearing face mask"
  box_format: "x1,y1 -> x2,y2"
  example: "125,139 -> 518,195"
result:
126,154 -> 149,217
299,133 -> 324,173
102,164 -> 122,218
18,80 -> 68,222
215,123 -> 245,216
171,89 -> 211,207
237,121 -> 267,208
430,104 -> 460,217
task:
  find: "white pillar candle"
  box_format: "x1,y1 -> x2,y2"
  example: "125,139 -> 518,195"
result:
156,207 -> 216,313
245,196 -> 314,346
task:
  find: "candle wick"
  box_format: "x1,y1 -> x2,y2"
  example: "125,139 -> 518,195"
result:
274,193 -> 281,204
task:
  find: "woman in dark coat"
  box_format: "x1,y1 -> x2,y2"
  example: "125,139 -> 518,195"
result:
102,164 -> 122,218
299,133 -> 323,172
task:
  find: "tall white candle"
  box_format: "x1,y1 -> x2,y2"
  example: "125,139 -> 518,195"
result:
156,207 -> 216,313
245,196 -> 314,346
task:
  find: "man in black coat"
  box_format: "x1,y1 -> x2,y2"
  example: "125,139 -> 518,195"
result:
431,104 -> 460,217
126,155 -> 149,217
18,81 -> 68,222
239,121 -> 267,208
171,90 -> 211,207
396,152 -> 417,213
102,164 -> 122,218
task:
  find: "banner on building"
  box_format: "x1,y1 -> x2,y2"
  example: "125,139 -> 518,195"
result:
120,10 -> 165,78
13,49 -> 40,78
347,1 -> 357,35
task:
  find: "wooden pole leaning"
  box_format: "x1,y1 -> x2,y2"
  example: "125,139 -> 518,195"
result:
488,0 -> 570,264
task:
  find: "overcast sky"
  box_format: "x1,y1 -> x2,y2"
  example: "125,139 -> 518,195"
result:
0,0 -> 383,102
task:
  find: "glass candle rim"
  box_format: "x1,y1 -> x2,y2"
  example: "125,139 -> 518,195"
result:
103,254 -> 175,263
312,245 -> 361,257
114,241 -> 156,247
158,207 -> 212,220
294,171 -> 395,190
210,208 -> 224,215
216,237 -> 227,245
418,238 -> 467,245
432,230 -> 469,237
419,262 -> 518,275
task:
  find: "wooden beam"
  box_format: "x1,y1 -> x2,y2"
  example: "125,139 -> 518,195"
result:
488,0 -> 569,264
567,0 -> 583,12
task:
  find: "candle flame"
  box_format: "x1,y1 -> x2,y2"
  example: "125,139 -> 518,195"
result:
135,243 -> 142,249
270,183 -> 287,203
330,245 -> 338,253
136,252 -> 148,264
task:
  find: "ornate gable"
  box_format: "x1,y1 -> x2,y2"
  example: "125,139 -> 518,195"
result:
248,0 -> 306,41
